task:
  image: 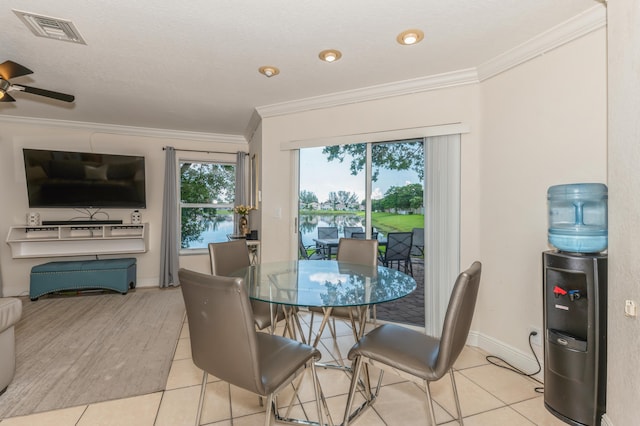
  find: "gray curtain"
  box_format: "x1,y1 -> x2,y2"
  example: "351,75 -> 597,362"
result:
234,152 -> 248,233
159,146 -> 180,287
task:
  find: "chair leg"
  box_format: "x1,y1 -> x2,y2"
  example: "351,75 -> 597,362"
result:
423,380 -> 437,426
264,393 -> 274,426
310,361 -> 324,426
195,371 -> 207,426
343,356 -> 364,426
449,369 -> 464,425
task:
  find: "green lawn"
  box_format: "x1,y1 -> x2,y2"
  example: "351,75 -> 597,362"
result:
300,210 -> 423,234
371,212 -> 423,233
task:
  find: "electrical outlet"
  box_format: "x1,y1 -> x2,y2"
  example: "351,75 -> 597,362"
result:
528,326 -> 542,346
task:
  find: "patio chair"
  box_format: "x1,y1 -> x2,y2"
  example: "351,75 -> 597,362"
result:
299,234 -> 324,260
343,261 -> 482,426
209,240 -> 284,332
178,269 -> 325,426
316,226 -> 338,258
411,227 -> 425,257
351,231 -> 378,240
344,226 -> 364,238
379,231 -> 414,276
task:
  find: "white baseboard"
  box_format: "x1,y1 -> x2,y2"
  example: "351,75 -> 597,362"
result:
601,414 -> 613,426
467,330 -> 544,382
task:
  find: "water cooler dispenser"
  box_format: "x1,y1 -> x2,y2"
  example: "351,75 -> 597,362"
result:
543,183 -> 607,426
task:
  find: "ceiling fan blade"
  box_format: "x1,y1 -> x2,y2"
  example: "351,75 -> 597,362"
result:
19,85 -> 75,102
0,92 -> 16,102
0,61 -> 33,80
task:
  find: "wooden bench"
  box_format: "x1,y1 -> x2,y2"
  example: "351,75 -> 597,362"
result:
29,258 -> 137,301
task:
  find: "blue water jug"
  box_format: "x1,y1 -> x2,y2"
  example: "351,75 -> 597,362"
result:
547,183 -> 608,253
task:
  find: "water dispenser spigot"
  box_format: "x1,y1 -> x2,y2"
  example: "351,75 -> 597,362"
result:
568,290 -> 581,302
553,286 -> 568,298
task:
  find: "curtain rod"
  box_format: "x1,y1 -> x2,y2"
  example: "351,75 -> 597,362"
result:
163,147 -> 248,155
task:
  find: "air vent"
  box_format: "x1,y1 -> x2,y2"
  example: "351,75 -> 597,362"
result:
13,10 -> 86,44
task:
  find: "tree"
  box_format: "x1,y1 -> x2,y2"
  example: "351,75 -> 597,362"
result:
299,190 -> 318,209
336,191 -> 359,209
380,183 -> 423,212
322,139 -> 424,181
180,162 -> 235,248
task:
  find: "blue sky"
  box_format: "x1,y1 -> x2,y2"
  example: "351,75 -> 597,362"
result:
299,146 -> 421,203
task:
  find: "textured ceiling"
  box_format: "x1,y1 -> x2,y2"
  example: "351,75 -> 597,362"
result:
0,0 -> 603,138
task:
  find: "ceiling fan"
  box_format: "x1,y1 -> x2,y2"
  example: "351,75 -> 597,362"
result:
0,60 -> 74,103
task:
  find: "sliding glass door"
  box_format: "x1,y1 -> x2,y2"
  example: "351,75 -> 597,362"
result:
298,139 -> 425,326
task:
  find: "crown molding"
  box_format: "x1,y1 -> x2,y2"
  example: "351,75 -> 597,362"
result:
0,115 -> 246,144
477,4 -> 606,81
255,4 -> 606,123
256,68 -> 479,119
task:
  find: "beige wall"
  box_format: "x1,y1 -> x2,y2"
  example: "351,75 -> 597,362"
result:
477,28 -> 607,359
0,121 -> 246,296
606,1 -> 640,424
258,28 -> 607,363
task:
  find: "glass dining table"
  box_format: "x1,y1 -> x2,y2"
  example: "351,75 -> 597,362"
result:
230,259 -> 417,346
231,260 -> 417,426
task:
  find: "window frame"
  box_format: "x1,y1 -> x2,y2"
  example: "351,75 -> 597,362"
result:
178,154 -> 236,255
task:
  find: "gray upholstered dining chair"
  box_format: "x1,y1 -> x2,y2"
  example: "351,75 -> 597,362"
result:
178,269 -> 325,426
308,238 -> 379,345
343,261 -> 482,426
209,240 -> 283,332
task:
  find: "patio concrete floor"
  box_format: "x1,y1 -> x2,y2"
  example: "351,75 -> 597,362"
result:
376,257 -> 425,327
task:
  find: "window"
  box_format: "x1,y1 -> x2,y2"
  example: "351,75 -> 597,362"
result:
180,160 -> 235,249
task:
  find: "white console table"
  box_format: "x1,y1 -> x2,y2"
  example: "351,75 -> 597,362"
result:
6,223 -> 148,258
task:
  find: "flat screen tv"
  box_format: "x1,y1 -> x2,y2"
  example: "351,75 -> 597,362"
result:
23,148 -> 146,208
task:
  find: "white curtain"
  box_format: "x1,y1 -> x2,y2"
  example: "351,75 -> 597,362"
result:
159,146 -> 180,287
424,134 -> 461,336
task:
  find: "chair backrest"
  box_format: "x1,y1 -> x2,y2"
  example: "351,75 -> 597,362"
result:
317,226 -> 338,239
411,228 -> 424,255
209,240 -> 251,276
337,238 -> 379,266
352,231 -> 378,240
178,268 -> 264,394
434,261 -> 482,378
384,232 -> 413,262
299,234 -> 312,259
344,226 -> 364,238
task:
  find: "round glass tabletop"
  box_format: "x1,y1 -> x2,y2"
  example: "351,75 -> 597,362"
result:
230,260 -> 417,308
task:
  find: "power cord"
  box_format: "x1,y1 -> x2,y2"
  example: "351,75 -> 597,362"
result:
485,331 -> 544,393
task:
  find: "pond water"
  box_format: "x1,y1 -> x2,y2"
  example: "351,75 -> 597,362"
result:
299,213 -> 372,246
185,213 -> 374,249
186,217 -> 235,248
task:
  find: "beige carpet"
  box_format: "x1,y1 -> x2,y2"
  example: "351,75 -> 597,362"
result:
0,287 -> 185,419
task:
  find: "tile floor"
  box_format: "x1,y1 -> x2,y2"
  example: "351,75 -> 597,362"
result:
0,312 -> 566,426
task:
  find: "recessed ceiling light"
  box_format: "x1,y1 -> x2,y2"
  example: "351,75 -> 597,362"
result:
397,29 -> 424,46
319,49 -> 342,63
258,66 -> 280,78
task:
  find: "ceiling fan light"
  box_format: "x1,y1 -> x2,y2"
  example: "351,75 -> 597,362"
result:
319,49 -> 342,63
258,66 -> 280,78
397,29 -> 424,45
0,79 -> 10,98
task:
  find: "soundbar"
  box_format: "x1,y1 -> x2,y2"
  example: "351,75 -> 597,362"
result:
42,220 -> 124,226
